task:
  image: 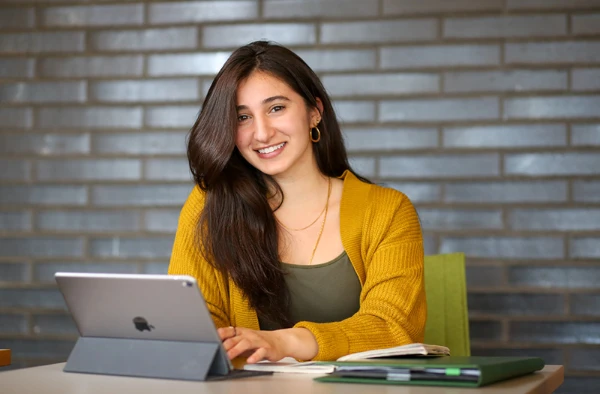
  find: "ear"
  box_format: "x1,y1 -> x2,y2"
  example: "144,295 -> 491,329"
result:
311,97 -> 324,126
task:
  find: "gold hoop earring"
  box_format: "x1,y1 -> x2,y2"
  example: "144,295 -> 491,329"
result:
310,126 -> 321,143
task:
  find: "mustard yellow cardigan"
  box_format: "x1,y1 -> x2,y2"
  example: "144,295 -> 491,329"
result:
168,170 -> 427,361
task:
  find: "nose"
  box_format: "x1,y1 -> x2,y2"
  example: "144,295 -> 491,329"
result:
253,114 -> 275,143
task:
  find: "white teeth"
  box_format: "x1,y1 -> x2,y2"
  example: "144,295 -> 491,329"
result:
258,142 -> 285,154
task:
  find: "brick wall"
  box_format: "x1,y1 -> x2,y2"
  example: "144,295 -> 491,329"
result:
0,0 -> 599,391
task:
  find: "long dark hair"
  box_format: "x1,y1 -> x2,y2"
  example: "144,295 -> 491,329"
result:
187,41 -> 355,327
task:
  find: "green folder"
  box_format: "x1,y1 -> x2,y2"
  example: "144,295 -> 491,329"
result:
314,356 -> 545,388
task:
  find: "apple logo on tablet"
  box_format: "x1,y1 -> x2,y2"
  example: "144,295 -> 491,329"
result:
133,317 -> 154,332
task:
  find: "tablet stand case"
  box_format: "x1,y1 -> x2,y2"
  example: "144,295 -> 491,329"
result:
63,336 -> 230,381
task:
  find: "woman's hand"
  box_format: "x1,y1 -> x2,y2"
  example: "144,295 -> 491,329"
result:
217,326 -> 318,363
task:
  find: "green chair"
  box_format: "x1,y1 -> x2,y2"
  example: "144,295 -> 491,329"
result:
423,252 -> 471,356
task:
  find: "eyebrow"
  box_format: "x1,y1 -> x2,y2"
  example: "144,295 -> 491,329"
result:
236,95 -> 291,111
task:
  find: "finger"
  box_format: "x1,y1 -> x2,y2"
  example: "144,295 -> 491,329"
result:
227,337 -> 259,360
222,334 -> 244,352
217,326 -> 237,341
246,348 -> 267,364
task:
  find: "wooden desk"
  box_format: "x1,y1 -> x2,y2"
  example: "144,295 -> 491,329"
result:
0,349 -> 10,367
1,363 -> 563,394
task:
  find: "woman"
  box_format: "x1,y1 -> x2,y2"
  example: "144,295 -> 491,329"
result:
168,41 -> 426,364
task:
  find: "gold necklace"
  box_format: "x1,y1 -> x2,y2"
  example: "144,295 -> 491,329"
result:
309,178 -> 332,265
275,178 -> 331,232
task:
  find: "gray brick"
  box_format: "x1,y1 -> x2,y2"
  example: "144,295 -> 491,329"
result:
3,339 -> 74,359
506,96 -> 600,119
380,97 -> 499,122
440,237 -> 564,259
145,159 -> 191,181
0,133 -> 90,155
0,81 -> 85,103
334,101 -> 376,123
381,44 -> 499,69
38,107 -> 142,129
0,237 -> 84,258
466,265 -> 505,288
445,181 -> 568,203
0,159 -> 31,181
385,183 -> 441,203
444,70 -> 567,93
444,15 -> 566,38
418,208 -> 503,230
381,154 -> 499,179
144,106 -> 199,128
505,153 -> 600,176
0,7 -> 35,28
34,262 -> 139,283
264,0 -> 377,18
36,159 -> 141,181
383,0 -> 503,14
470,320 -> 502,341
0,211 -> 32,231
41,56 -> 143,77
321,20 -> 436,44
344,128 -> 438,152
572,68 -> 600,91
0,58 -> 35,78
145,209 -> 180,233
32,314 -> 77,335
423,234 -> 436,255
348,157 -> 376,178
0,108 -> 32,129
469,293 -> 564,316
148,53 -> 230,76
0,263 -> 30,282
443,124 -> 566,148
323,73 -> 439,96
0,289 -> 66,309
510,209 -> 600,231
91,79 -> 198,103
471,348 -> 564,365
573,13 -> 600,35
36,210 -> 141,232
92,185 -> 192,207
0,185 -> 87,206
574,181 -> 600,202
507,0 -> 600,10
570,348 -> 600,371
295,49 -> 376,72
143,262 -> 169,275
149,1 -> 257,24
510,267 -> 600,289
0,314 -> 27,334
91,27 -> 197,51
203,23 -> 315,48
510,322 -> 600,344
0,32 -> 84,54
43,4 -> 143,27
505,41 -> 600,64
571,295 -> 600,316
92,132 -> 187,155
560,377 -> 600,394
90,237 -> 174,259
570,238 -> 600,259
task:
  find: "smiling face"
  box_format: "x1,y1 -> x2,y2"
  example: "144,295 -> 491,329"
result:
235,71 -> 321,180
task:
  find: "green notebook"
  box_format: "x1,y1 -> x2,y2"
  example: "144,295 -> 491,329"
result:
314,356 -> 545,388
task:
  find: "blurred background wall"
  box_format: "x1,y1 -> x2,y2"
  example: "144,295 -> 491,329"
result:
0,0 -> 599,391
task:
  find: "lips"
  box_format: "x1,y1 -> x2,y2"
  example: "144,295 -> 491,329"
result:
256,142 -> 285,154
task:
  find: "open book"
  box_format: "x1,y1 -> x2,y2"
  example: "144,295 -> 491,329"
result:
243,343 -> 450,374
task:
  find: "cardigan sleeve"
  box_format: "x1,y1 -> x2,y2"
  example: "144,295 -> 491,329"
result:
293,188 -> 427,361
168,186 -> 231,328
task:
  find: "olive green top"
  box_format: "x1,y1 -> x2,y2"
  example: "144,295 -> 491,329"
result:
259,251 -> 362,330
